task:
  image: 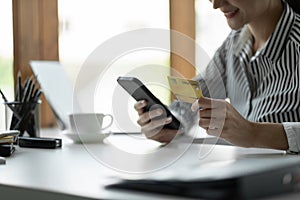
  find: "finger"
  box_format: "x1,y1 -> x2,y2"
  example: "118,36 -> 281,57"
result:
134,100 -> 147,115
148,127 -> 183,143
206,128 -> 222,137
197,97 -> 225,109
198,96 -> 213,108
191,100 -> 200,112
137,113 -> 149,126
142,117 -> 172,137
134,100 -> 147,110
200,108 -> 226,119
137,108 -> 163,126
152,129 -> 180,143
143,127 -> 164,140
199,108 -> 212,118
198,117 -> 224,130
198,118 -> 211,129
143,117 -> 172,132
191,97 -> 214,112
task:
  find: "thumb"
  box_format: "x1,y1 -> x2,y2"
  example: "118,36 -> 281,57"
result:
191,96 -> 212,112
198,96 -> 212,107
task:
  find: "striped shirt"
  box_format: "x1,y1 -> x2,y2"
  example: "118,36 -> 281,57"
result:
170,1 -> 300,153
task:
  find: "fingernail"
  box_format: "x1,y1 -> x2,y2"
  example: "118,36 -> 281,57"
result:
166,117 -> 172,122
140,100 -> 146,105
156,109 -> 163,115
191,101 -> 199,112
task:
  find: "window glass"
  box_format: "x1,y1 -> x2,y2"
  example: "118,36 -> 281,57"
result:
0,0 -> 13,130
58,0 -> 170,131
195,0 -> 231,59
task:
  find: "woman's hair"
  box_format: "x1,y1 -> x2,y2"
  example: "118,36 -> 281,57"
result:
285,0 -> 300,14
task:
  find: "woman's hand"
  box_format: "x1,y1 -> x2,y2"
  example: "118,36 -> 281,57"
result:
191,97 -> 255,147
134,100 -> 181,143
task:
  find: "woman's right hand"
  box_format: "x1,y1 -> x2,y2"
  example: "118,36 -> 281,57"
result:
134,100 -> 181,143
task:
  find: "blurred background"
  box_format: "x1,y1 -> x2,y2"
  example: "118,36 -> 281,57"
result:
0,0 -> 230,130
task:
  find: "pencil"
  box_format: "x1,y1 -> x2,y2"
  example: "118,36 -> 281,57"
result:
16,71 -> 22,102
12,92 -> 42,130
0,89 -> 22,129
21,78 -> 32,103
0,89 -> 8,102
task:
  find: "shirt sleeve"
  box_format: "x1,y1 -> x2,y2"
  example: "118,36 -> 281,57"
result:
283,122 -> 300,154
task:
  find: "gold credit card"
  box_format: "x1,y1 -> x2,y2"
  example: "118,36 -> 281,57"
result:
168,76 -> 202,103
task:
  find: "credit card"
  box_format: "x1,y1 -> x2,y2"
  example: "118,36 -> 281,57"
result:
168,76 -> 202,103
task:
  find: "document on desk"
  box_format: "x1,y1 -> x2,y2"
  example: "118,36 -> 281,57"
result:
107,156 -> 300,199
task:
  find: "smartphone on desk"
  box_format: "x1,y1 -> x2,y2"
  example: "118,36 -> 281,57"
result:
117,76 -> 181,130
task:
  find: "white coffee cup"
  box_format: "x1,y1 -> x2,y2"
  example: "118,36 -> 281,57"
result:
68,113 -> 113,143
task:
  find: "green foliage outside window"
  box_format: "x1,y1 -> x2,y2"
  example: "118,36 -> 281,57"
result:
0,57 -> 13,87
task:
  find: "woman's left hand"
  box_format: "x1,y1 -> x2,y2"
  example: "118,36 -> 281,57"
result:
191,97 -> 255,147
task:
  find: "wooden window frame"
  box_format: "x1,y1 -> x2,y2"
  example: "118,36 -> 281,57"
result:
13,0 -> 59,127
12,0 -> 195,127
170,0 -> 195,79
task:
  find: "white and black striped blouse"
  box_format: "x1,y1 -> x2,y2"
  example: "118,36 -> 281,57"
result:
170,1 -> 300,153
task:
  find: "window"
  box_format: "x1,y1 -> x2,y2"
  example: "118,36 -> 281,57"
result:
58,0 -> 170,131
195,0 -> 231,58
0,0 -> 13,130
8,1 -> 230,130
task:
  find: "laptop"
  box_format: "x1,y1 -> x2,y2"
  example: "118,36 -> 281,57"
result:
107,155 -> 300,199
30,60 -> 80,130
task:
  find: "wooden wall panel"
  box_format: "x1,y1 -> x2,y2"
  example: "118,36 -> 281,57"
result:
13,0 -> 59,127
170,0 -> 195,79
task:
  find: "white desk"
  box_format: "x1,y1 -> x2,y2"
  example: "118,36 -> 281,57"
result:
1,129 -> 300,200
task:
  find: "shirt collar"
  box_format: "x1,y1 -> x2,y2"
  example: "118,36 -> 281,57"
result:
233,1 -> 296,62
233,26 -> 253,57
261,1 -> 295,62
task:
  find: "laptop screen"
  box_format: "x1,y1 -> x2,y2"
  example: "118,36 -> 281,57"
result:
30,60 -> 80,130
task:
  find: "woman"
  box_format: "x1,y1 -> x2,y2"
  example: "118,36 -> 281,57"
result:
134,0 -> 300,153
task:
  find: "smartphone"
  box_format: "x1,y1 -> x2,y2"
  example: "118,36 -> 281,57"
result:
117,76 -> 181,130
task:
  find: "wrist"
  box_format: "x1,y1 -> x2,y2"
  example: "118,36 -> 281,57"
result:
249,122 -> 288,150
248,121 -> 260,147
249,121 -> 261,148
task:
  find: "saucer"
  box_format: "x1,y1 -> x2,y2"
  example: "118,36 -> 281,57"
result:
62,130 -> 111,143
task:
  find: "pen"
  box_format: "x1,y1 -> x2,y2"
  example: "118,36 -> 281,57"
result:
12,104 -> 35,130
12,90 -> 42,130
3,74 -> 42,136
25,80 -> 34,102
0,89 -> 8,102
16,71 -> 22,102
21,78 -> 33,103
31,89 -> 42,103
1,89 -> 22,131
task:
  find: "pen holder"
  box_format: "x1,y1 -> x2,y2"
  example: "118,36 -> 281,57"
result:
4,101 -> 41,137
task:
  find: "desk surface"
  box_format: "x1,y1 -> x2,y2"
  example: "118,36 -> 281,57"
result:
1,129 -> 300,200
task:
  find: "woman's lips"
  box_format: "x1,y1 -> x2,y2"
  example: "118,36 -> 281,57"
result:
224,9 -> 239,19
